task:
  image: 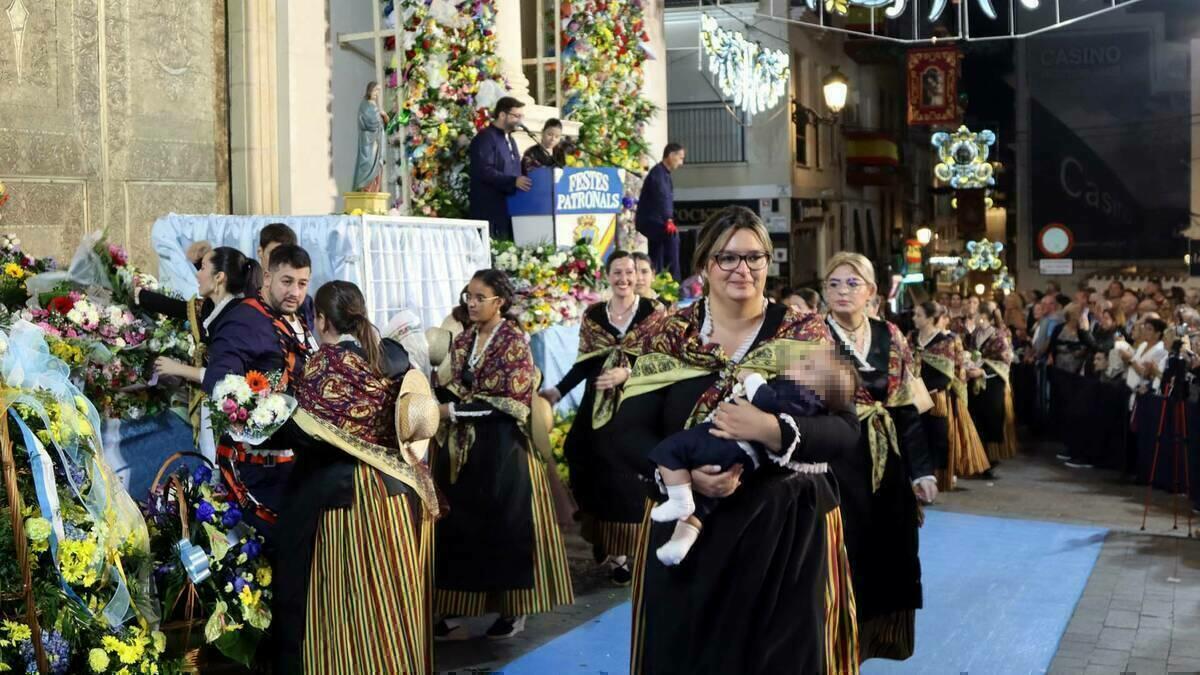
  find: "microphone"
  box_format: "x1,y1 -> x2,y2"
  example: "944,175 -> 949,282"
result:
517,123 -> 539,139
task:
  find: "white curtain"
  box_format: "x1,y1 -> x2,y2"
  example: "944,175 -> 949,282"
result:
151,213 -> 490,329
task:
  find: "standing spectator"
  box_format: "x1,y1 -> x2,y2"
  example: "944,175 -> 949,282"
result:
1003,292 -> 1027,336
1106,280 -> 1126,302
1125,318 -> 1168,396
636,143 -> 686,280
1049,303 -> 1096,375
1120,290 -> 1141,334
1045,280 -> 1062,296
468,97 -> 533,241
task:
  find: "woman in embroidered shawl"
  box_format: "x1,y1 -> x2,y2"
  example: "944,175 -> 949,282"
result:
433,269 -> 573,640
968,305 -> 1018,463
538,251 -> 659,585
911,301 -> 990,492
823,251 -> 934,662
269,281 -> 439,674
609,206 -> 861,674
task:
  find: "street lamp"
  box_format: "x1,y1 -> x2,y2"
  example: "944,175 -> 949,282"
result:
822,67 -> 849,114
915,227 -> 933,246
793,66 -> 851,126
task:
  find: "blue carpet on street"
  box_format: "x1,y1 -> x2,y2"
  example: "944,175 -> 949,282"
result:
500,510 -> 1107,674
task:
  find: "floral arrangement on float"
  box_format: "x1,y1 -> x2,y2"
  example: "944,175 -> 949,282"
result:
382,0 -> 508,217
142,458 -> 273,668
560,0 -> 656,174
15,234 -> 195,420
0,322 -> 176,675
0,235 -> 56,311
651,272 -> 681,305
493,239 -> 606,334
548,411 -> 575,485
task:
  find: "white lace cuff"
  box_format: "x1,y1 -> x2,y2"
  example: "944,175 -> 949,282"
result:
768,413 -> 802,467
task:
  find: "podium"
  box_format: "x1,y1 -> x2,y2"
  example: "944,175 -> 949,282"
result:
508,167 -> 624,257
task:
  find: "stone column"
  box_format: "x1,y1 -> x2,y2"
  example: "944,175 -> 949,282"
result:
493,0 -> 532,102
228,0 -> 281,214
642,0 -> 669,160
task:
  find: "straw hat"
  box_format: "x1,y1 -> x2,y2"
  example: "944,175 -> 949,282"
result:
395,370 -> 439,465
426,327 -> 454,387
529,368 -> 554,460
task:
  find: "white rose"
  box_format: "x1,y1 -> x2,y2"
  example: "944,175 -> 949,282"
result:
66,309 -> 82,325
232,380 -> 253,404
114,337 -> 126,349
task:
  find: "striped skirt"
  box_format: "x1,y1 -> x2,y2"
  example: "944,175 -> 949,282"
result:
303,464 -> 432,674
434,452 -> 574,617
630,498 -> 859,675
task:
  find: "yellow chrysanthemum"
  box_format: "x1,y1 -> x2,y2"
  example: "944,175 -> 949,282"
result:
88,648 -> 110,673
256,565 -> 272,587
4,263 -> 24,279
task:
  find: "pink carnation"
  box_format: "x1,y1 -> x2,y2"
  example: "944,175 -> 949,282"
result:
221,398 -> 237,414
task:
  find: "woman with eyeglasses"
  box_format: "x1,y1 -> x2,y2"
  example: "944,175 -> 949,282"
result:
609,206 -> 860,674
432,269 -> 573,641
823,251 -> 934,662
538,250 -> 660,585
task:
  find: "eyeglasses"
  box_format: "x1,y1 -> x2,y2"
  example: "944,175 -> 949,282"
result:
461,292 -> 500,305
711,252 -> 770,272
823,278 -> 867,294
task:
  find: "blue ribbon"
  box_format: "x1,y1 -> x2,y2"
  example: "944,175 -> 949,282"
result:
176,539 -> 211,584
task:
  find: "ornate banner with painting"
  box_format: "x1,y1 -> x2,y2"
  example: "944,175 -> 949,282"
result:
906,47 -> 960,126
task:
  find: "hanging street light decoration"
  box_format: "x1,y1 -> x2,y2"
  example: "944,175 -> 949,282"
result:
699,14 -> 790,120
775,0 -> 1140,43
932,125 -> 996,190
993,267 -> 1015,293
965,238 -> 1004,272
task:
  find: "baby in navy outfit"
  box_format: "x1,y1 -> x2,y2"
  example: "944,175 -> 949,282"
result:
649,349 -> 857,566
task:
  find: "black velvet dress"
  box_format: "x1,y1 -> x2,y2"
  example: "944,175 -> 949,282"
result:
556,298 -> 658,559
914,331 -> 952,476
828,317 -> 931,662
620,302 -> 861,675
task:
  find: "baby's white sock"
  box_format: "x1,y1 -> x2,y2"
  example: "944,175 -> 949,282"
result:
650,483 -> 695,522
656,520 -> 701,566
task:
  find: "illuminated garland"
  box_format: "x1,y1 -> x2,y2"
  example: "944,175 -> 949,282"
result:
561,0 -> 655,173
384,0 -> 507,217
805,0 -> 1039,21
698,15 -> 789,119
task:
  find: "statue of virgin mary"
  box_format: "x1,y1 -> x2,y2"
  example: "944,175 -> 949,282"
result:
352,81 -> 389,193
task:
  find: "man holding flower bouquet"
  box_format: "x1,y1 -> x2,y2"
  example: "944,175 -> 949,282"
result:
202,244 -> 317,536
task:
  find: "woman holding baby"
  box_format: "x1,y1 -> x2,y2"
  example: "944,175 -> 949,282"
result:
605,206 -> 862,674
824,251 -> 935,662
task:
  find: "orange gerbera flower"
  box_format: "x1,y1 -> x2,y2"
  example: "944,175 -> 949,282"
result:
245,371 -> 270,394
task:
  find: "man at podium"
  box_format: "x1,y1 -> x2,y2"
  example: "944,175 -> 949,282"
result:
636,143 -> 686,281
469,96 -> 533,240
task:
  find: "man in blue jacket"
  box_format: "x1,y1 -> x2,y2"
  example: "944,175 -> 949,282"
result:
636,143 -> 686,281
469,96 -> 533,240
203,244 -> 317,536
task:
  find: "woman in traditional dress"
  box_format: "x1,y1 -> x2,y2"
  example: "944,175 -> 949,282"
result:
433,269 -> 573,640
270,280 -> 439,674
823,251 -> 934,662
538,251 -> 659,585
911,301 -> 990,492
611,206 -> 861,674
632,251 -> 664,307
968,306 -> 1018,464
139,247 -> 262,459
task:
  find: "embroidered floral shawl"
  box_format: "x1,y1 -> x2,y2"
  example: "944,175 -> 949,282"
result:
441,319 -> 535,482
291,344 -> 439,514
913,331 -> 968,402
578,300 -> 658,428
978,327 -> 1015,384
850,320 -> 918,492
621,303 -> 830,428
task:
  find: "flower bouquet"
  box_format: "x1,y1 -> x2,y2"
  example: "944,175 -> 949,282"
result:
0,323 -> 174,674
206,372 -> 296,446
143,457 -> 272,667
651,272 -> 681,305
0,234 -> 56,312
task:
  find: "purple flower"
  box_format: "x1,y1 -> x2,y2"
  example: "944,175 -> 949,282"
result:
18,629 -> 70,675
221,507 -> 242,528
193,465 -> 213,485
241,539 -> 261,561
233,576 -> 248,593
196,500 -> 216,523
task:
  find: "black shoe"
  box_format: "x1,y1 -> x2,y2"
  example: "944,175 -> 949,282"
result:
612,562 -> 633,587
434,618 -> 468,641
486,615 -> 527,640
981,469 -> 998,480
